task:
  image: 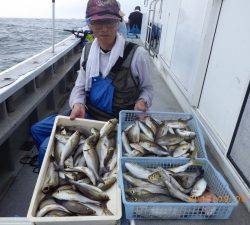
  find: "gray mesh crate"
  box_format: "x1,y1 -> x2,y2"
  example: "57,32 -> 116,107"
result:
119,157 -> 238,220
118,110 -> 207,159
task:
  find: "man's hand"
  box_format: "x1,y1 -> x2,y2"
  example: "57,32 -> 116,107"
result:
70,103 -> 86,120
134,99 -> 148,112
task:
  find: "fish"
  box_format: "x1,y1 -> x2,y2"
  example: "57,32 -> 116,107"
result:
96,136 -> 115,176
74,153 -> 86,167
138,121 -> 154,141
106,151 -> 117,172
173,170 -> 202,189
139,141 -> 170,156
158,169 -> 195,202
66,178 -> 110,202
156,134 -> 184,146
123,173 -> 153,187
176,129 -> 196,139
149,169 -> 191,194
38,198 -> 56,210
165,120 -> 188,129
54,141 -> 64,164
172,143 -> 191,158
127,149 -> 144,157
82,142 -> 102,184
100,118 -> 118,138
190,177 -> 207,197
103,165 -> 117,178
125,162 -> 152,180
130,143 -> 146,154
139,133 -> 153,142
52,189 -> 101,206
126,121 -> 140,143
168,160 -> 195,173
59,131 -> 81,168
56,200 -> 96,216
155,121 -> 169,139
84,203 -> 113,216
64,166 -> 97,186
126,186 -> 169,197
145,116 -> 159,136
42,161 -> 59,193
36,203 -> 71,217
122,131 -> 132,154
97,176 -> 117,191
127,194 -> 180,203
44,210 -> 71,217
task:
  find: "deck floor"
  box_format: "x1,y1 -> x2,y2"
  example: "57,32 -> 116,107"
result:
0,45 -> 249,224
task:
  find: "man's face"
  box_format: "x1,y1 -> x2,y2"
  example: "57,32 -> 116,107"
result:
89,19 -> 119,45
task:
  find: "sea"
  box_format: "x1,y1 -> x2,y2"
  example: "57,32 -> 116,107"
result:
0,18 -> 84,72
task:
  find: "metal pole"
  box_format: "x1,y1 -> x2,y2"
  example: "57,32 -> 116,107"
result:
52,0 -> 55,53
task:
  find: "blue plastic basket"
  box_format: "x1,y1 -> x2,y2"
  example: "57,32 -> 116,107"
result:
118,110 -> 207,159
119,157 -> 238,220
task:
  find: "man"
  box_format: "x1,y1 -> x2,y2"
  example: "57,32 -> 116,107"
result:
31,0 -> 153,167
128,6 -> 143,34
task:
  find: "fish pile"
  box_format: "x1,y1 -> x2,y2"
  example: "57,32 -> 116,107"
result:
124,160 -> 218,204
122,116 -> 199,158
36,119 -> 118,217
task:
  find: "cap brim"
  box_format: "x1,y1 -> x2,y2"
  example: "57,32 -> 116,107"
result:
90,14 -> 121,21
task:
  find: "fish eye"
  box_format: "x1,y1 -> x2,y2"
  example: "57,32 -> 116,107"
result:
130,190 -> 135,194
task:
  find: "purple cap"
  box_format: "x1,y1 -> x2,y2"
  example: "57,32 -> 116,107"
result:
86,0 -> 121,21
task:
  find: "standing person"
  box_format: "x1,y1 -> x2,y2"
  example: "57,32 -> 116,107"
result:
128,6 -> 143,34
31,0 -> 153,167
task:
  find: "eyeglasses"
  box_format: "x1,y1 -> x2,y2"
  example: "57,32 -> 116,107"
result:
90,20 -> 118,28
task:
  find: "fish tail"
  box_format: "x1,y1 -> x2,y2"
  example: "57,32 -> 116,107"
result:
102,203 -> 113,216
99,166 -> 109,177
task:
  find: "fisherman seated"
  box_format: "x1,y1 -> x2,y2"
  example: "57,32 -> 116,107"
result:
31,0 -> 153,168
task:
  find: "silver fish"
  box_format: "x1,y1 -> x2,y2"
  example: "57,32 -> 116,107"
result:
44,210 -> 71,217
65,166 -> 97,185
82,142 -> 102,183
37,204 -> 71,217
42,161 -> 59,193
176,129 -> 196,139
125,162 -> 152,180
66,179 -> 109,202
172,143 -> 191,158
56,200 -> 96,216
166,120 -> 188,129
158,169 -> 194,202
126,121 -> 140,143
139,133 -> 153,142
173,170 -> 201,189
168,160 -> 195,173
106,151 -> 117,172
139,141 -> 170,156
155,121 -> 169,139
127,194 -> 180,203
126,186 -> 169,196
97,176 -> 117,191
138,121 -> 154,141
127,149 -> 144,157
100,118 -> 118,138
52,189 -> 101,205
122,131 -> 132,154
145,116 -> 159,136
96,136 -> 115,176
59,131 -> 81,168
190,178 -> 207,197
123,173 -> 153,187
156,134 -> 184,146
130,143 -> 146,154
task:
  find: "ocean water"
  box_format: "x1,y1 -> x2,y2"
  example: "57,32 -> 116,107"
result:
0,18 -> 83,72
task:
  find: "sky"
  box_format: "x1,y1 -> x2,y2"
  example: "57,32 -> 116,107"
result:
0,0 -> 144,20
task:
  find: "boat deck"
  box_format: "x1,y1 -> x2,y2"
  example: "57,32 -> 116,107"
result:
0,44 -> 249,224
